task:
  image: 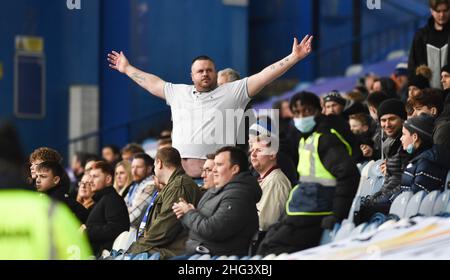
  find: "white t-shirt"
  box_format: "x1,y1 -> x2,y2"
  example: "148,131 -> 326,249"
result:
164,78 -> 251,159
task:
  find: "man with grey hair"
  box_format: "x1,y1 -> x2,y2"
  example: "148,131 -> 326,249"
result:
217,68 -> 241,86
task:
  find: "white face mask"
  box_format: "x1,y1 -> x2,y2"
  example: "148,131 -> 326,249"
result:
293,116 -> 316,133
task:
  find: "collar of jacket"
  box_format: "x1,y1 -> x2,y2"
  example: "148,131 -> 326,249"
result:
165,168 -> 185,186
427,16 -> 450,32
46,183 -> 68,200
93,186 -> 115,202
211,171 -> 256,194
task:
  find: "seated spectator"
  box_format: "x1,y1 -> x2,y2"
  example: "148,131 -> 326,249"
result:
366,91 -> 391,159
121,143 -> 145,162
408,74 -> 430,99
408,88 -> 444,118
372,77 -> 397,99
68,151 -> 88,190
397,114 -> 450,195
82,161 -> 130,257
73,174 -> 95,223
200,154 -> 216,191
127,147 -> 202,259
29,147 -> 63,187
173,146 -> 261,257
76,174 -> 95,212
251,117 -> 298,187
36,161 -> 90,224
364,72 -> 379,94
124,153 -> 156,230
391,62 -> 409,101
349,113 -> 375,163
217,68 -> 241,86
102,144 -> 122,167
358,99 -> 410,222
35,161 -> 70,202
257,92 -> 359,255
441,65 -> 450,100
84,154 -> 102,175
272,99 -> 294,139
323,90 -> 346,116
113,160 -> 133,197
249,134 -> 290,239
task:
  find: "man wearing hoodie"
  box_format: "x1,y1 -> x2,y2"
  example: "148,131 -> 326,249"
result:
173,146 -> 262,257
408,0 -> 450,88
256,92 -> 360,255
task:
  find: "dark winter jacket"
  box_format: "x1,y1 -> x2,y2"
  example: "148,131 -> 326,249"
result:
400,144 -> 450,194
359,133 -> 411,221
408,17 -> 450,81
86,186 -> 130,256
286,114 -> 362,167
182,171 -> 262,257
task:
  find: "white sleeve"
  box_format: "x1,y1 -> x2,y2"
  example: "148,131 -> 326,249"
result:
225,77 -> 251,106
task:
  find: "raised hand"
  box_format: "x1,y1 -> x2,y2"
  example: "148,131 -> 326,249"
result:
291,35 -> 313,61
107,50 -> 130,73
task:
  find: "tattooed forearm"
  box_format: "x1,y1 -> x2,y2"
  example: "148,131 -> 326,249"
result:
271,65 -> 276,71
131,72 -> 146,84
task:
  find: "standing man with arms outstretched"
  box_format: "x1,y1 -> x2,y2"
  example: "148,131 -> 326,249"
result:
108,35 -> 313,178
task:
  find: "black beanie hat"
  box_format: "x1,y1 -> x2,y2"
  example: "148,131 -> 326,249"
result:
323,90 -> 346,106
377,99 -> 407,120
442,64 -> 450,74
403,114 -> 434,143
408,74 -> 430,90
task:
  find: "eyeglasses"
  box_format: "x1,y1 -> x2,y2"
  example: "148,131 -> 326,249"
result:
201,168 -> 213,175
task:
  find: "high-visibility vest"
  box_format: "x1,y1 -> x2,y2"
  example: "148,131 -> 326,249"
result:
0,190 -> 92,260
286,130 -> 352,216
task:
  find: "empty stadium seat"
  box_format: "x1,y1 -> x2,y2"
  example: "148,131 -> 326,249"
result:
350,223 -> 367,237
334,220 -> 355,241
111,228 -> 137,252
418,190 -> 440,216
432,190 -> 450,215
389,191 -> 413,218
446,170 -> 450,188
132,252 -> 148,260
404,191 -> 426,218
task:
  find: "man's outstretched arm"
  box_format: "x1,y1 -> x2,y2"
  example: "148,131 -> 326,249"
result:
107,51 -> 166,100
247,35 -> 313,98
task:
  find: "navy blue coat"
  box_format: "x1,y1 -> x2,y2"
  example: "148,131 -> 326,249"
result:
400,145 -> 450,194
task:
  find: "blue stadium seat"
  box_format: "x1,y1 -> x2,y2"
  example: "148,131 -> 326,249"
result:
132,252 -> 148,260
446,170 -> 450,188
432,190 -> 450,215
334,220 -> 355,241
148,252 -> 161,260
197,254 -> 211,260
404,191 -> 426,218
418,190 -> 440,216
188,254 -> 202,260
389,191 -> 413,218
350,222 -> 367,237
250,255 -> 263,260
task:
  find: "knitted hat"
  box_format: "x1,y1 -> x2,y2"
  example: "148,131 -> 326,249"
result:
403,114 -> 434,143
408,74 -> 430,89
377,99 -> 407,120
323,90 -> 346,106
